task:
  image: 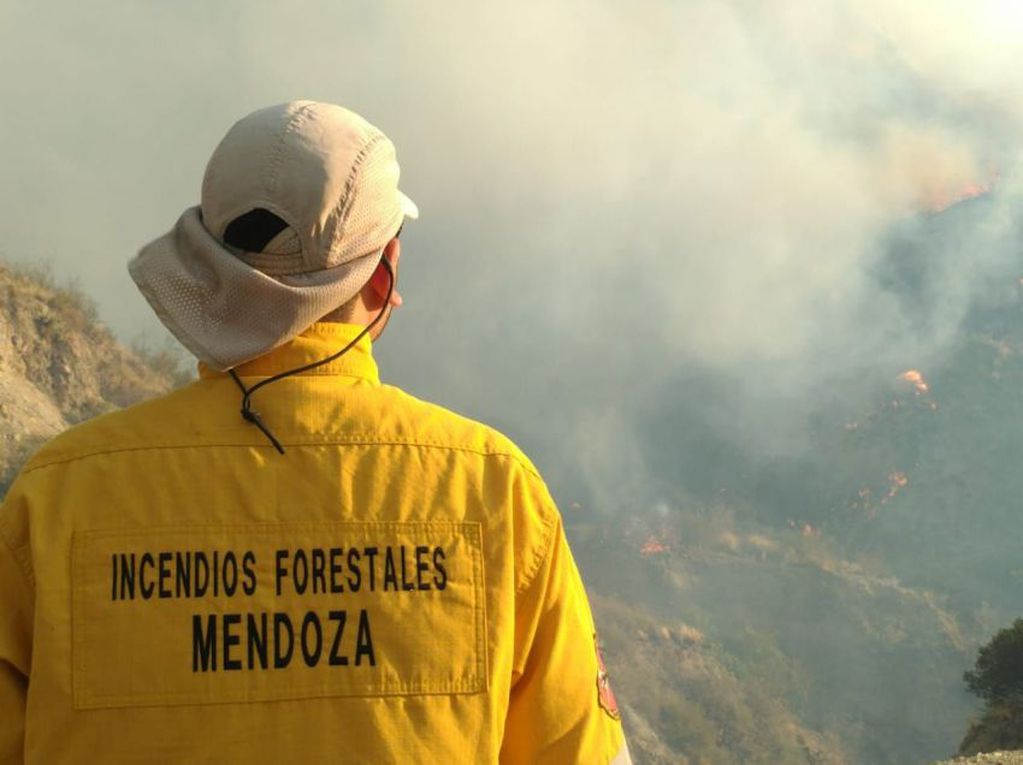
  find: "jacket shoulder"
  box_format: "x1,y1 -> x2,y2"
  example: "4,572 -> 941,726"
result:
381,386 -> 559,591
19,388 -> 190,473
379,384 -> 542,475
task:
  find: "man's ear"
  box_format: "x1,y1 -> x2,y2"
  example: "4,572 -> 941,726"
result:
364,238 -> 402,308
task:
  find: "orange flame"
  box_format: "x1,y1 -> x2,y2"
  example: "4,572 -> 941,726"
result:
898,369 -> 929,395
883,471 -> 909,503
958,181 -> 990,200
924,177 -> 995,213
640,535 -> 671,556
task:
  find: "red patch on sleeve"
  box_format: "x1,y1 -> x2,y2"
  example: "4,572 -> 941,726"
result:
594,633 -> 620,720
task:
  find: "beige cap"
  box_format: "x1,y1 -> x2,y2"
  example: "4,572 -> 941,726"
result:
129,100 -> 418,371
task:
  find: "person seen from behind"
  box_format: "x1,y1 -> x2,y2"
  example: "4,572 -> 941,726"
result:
0,100 -> 631,764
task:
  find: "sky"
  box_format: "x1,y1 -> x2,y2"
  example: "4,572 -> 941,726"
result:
2,0 -> 1023,510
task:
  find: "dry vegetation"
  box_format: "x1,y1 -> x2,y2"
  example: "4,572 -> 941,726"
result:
592,594 -> 847,764
0,262 -> 174,493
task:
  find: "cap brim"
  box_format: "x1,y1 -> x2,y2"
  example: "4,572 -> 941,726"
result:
399,191 -> 419,220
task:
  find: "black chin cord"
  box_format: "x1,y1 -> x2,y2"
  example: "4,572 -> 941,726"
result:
228,258 -> 395,455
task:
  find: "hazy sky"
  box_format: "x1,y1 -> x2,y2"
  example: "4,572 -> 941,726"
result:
2,0 -> 1022,507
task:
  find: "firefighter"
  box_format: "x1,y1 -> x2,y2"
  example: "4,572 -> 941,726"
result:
0,101 -> 630,763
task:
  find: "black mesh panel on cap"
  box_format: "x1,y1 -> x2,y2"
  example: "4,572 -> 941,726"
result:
223,209 -> 289,253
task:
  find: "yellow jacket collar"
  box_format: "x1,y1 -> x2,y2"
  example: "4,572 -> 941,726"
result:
198,323 -> 380,383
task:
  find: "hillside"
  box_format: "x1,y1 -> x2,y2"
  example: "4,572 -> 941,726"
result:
573,498 -> 978,764
568,310 -> 1023,763
0,264 -> 172,492
957,705 -> 1023,758
558,196 -> 1023,763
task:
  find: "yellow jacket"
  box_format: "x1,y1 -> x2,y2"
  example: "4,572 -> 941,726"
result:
0,323 -> 628,764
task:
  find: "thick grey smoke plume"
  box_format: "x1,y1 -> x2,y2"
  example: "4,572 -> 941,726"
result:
2,0 -> 1022,505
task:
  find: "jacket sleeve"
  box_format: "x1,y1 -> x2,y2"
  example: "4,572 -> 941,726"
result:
500,506 -> 629,765
0,493 -> 33,765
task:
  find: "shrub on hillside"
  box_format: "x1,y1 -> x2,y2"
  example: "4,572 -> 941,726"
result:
964,618 -> 1023,702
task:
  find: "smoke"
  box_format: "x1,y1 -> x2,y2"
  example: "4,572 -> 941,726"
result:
1,0 -> 1022,506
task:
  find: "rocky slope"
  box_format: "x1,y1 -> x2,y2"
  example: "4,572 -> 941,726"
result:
0,264 -> 172,492
956,706 -> 1023,760
934,753 -> 1023,765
